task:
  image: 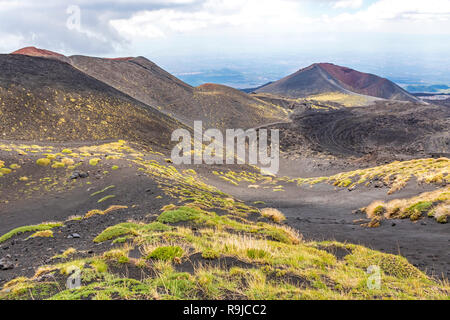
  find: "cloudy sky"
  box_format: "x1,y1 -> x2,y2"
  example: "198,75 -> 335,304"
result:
1,0 -> 450,87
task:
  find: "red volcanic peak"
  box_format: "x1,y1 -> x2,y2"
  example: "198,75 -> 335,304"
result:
316,62 -> 406,99
197,83 -> 222,89
105,57 -> 134,61
11,46 -> 65,58
317,63 -> 373,88
256,62 -> 418,102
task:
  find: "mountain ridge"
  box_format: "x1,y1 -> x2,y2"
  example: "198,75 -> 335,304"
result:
256,62 -> 419,102
6,46 -> 289,132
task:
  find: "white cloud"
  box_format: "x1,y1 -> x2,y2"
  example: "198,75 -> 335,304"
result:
323,0 -> 450,35
110,0 -> 450,43
0,34 -> 25,52
0,0 -> 449,56
110,0 -> 309,39
333,0 -> 363,9
346,0 -> 450,21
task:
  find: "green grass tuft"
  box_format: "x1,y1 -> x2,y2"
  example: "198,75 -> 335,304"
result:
246,248 -> 268,260
90,185 -> 115,197
97,195 -> 116,203
146,246 -> 184,261
94,222 -> 171,243
0,223 -> 63,243
157,207 -> 202,224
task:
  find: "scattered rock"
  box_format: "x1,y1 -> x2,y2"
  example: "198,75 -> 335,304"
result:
69,172 -> 78,180
0,257 -> 14,270
373,181 -> 384,188
69,171 -> 89,180
72,233 -> 81,239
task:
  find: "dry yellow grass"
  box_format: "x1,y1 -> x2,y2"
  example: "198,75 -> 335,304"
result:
296,158 -> 449,194
363,186 -> 449,223
433,203 -> 449,223
305,92 -> 371,107
61,158 -> 75,166
260,208 -> 286,223
30,230 -> 53,238
365,201 -> 386,219
85,205 -> 128,218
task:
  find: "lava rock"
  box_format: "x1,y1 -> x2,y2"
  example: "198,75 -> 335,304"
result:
0,257 -> 14,270
373,181 -> 384,188
79,172 -> 89,178
69,171 -> 89,180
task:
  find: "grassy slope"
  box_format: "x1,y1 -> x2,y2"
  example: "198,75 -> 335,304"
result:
212,158 -> 449,195
304,92 -> 374,107
0,141 -> 449,300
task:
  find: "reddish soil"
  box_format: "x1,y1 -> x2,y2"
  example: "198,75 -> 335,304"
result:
11,46 -> 65,58
105,57 -> 134,61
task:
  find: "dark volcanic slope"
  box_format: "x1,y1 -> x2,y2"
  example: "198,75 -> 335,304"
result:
0,54 -> 182,148
192,83 -> 288,129
270,100 -> 450,162
68,55 -> 288,129
256,63 -> 419,102
69,55 -> 194,120
257,64 -> 346,98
